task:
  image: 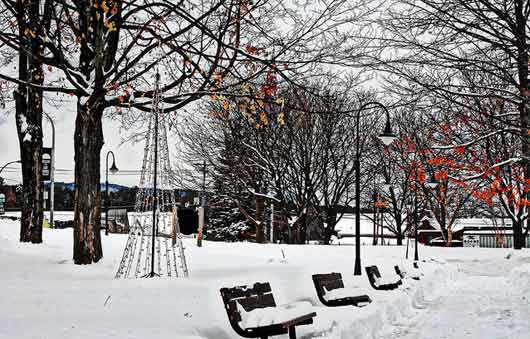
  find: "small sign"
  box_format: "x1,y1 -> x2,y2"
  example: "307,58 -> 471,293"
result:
463,234 -> 480,248
42,147 -> 52,181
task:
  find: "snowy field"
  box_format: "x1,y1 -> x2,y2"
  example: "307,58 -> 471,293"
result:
1,219 -> 529,339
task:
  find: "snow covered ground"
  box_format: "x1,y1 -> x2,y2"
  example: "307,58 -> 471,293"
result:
1,219 -> 529,339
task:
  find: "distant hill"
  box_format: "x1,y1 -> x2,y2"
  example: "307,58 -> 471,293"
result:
43,182 -> 130,193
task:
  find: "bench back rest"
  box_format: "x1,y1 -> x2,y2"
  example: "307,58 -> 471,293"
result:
312,273 -> 344,296
394,265 -> 405,278
220,282 -> 276,323
365,265 -> 382,286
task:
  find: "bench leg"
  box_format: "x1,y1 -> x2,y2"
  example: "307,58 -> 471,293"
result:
288,326 -> 296,339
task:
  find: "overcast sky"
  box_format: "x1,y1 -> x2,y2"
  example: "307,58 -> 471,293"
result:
0,98 -> 150,187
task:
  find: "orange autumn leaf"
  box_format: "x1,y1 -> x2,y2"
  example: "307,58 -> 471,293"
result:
434,170 -> 449,181
441,124 -> 451,133
453,179 -> 467,187
245,45 -> 259,54
427,157 -> 445,166
417,168 -> 426,184
454,146 -> 465,155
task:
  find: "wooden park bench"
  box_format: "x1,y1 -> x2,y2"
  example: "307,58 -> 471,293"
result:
394,265 -> 420,281
220,282 -> 316,339
312,273 -> 372,307
365,265 -> 402,291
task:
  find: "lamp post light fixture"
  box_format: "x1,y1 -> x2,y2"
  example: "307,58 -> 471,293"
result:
105,151 -> 119,236
353,101 -> 397,276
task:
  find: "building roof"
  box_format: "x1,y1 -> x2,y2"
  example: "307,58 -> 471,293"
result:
453,218 -> 512,230
419,217 -> 512,233
334,214 -> 396,237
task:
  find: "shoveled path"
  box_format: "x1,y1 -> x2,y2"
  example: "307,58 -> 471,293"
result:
376,257 -> 529,339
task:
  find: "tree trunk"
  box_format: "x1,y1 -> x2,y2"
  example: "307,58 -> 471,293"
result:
513,220 -> 525,250
15,90 -> 44,243
299,213 -> 307,244
73,100 -> 104,264
515,0 -> 530,250
14,0 -> 44,243
447,224 -> 453,248
323,208 -> 337,245
373,200 -> 378,245
395,214 -> 403,245
255,194 -> 265,243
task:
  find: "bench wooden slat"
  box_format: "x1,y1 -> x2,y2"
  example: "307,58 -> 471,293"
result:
221,282 -> 273,301
238,293 -> 276,312
365,265 -> 401,291
312,272 -> 372,307
312,272 -> 344,291
221,282 -> 315,339
280,312 -> 317,328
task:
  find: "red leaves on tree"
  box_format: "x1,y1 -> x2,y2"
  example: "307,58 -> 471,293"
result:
472,189 -> 496,205
434,170 -> 449,181
427,156 -> 447,166
454,146 -> 465,155
518,199 -> 530,207
417,168 -> 426,184
245,45 -> 259,55
453,179 -> 467,188
261,69 -> 277,96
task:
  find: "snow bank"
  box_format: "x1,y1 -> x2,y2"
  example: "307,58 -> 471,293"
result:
508,263 -> 530,303
0,220 -> 457,339
316,261 -> 454,339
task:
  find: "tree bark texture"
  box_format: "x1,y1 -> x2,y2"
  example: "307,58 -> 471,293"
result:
255,194 -> 265,243
14,0 -> 45,243
73,100 -> 104,264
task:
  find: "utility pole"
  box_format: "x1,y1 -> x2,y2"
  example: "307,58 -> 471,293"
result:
197,160 -> 207,247
270,202 -> 275,243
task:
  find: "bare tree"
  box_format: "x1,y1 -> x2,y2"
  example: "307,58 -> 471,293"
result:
378,0 -> 530,248
0,0 -> 59,243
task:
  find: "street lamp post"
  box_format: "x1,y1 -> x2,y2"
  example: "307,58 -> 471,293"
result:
105,151 -> 119,236
43,113 -> 55,228
353,102 -> 397,276
413,189 -> 419,261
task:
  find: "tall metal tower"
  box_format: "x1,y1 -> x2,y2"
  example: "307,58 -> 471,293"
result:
115,73 -> 189,279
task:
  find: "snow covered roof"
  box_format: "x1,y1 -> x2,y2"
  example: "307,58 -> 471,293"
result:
419,216 -> 441,231
464,230 -> 514,235
452,218 -> 512,230
335,214 -> 397,237
419,217 -> 512,233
